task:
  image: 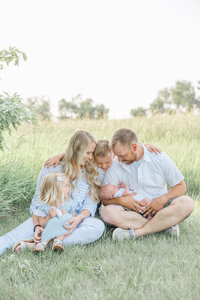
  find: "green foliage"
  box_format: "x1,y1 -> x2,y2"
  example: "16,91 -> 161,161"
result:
58,94 -> 109,119
0,161 -> 36,212
0,93 -> 34,150
0,46 -> 34,151
0,114 -> 199,214
1,116 -> 200,299
130,106 -> 147,117
26,96 -> 52,120
0,205 -> 200,299
0,46 -> 27,70
171,80 -> 198,111
150,88 -> 172,115
131,80 -> 200,116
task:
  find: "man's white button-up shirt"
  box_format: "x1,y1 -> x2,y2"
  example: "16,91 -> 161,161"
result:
103,145 -> 184,201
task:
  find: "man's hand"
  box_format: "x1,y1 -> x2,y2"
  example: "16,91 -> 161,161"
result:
143,197 -> 166,217
121,195 -> 145,212
144,143 -> 161,154
34,226 -> 44,243
63,215 -> 82,237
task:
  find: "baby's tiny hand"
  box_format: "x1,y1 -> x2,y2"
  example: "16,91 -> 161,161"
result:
60,209 -> 67,214
118,182 -> 127,188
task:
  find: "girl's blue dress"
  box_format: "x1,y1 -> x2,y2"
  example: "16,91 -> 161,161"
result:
34,199 -> 77,242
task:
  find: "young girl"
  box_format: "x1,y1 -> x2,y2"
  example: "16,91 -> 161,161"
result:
33,173 -> 78,252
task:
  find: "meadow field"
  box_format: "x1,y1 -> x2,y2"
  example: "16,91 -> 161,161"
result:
0,113 -> 200,300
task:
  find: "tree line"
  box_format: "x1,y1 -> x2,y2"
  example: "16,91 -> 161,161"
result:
130,81 -> 200,117
1,46 -> 200,150
26,94 -> 109,120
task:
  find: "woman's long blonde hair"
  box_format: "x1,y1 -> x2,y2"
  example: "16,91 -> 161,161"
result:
39,173 -> 68,206
62,131 -> 101,201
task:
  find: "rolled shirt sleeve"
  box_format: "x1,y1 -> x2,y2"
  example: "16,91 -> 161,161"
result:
159,152 -> 184,187
81,194 -> 97,217
32,207 -> 48,217
72,177 -> 98,217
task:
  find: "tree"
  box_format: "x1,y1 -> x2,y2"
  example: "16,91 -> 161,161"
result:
95,104 -> 109,118
26,96 -> 52,120
58,97 -> 78,119
150,88 -> 172,114
196,81 -> 200,108
130,106 -> 147,117
0,47 -> 33,150
0,46 -> 27,70
58,94 -> 109,119
171,81 -> 197,112
149,81 -> 199,114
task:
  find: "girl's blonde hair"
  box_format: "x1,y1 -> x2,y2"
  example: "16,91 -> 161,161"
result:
62,130 -> 101,201
39,173 -> 68,206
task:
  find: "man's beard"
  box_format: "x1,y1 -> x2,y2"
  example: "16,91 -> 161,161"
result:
122,152 -> 137,164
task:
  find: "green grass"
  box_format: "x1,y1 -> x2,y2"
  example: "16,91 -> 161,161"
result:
0,113 -> 200,299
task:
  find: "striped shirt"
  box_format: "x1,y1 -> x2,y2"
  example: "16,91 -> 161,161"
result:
104,145 -> 184,201
30,164 -> 97,217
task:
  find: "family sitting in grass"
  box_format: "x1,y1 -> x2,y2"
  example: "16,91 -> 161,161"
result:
0,129 -> 194,255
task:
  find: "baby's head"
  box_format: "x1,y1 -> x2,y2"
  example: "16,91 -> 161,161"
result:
100,184 -> 119,200
39,173 -> 71,206
94,140 -> 114,171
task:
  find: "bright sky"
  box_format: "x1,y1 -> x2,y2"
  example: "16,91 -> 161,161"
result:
1,0 -> 200,119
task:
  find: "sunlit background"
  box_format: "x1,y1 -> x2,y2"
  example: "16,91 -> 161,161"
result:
1,0 -> 200,118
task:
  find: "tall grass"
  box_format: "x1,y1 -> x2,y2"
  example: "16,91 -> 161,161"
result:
0,113 -> 200,213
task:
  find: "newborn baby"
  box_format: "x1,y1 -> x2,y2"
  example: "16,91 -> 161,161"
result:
100,182 -> 150,208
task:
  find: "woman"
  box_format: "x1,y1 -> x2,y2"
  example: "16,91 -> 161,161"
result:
0,131 -> 105,255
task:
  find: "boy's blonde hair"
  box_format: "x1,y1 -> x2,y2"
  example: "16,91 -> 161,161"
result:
62,131 -> 101,201
39,173 -> 68,206
94,140 -> 112,158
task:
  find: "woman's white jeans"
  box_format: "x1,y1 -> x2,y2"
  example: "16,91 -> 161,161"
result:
0,217 -> 105,255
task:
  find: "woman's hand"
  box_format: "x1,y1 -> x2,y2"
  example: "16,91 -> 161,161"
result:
63,215 -> 82,237
34,226 -> 44,243
144,143 -> 161,154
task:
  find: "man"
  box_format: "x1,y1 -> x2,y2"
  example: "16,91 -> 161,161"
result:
101,128 -> 194,241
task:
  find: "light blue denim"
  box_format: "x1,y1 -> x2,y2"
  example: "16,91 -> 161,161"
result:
0,217 -> 105,255
0,164 -> 105,256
